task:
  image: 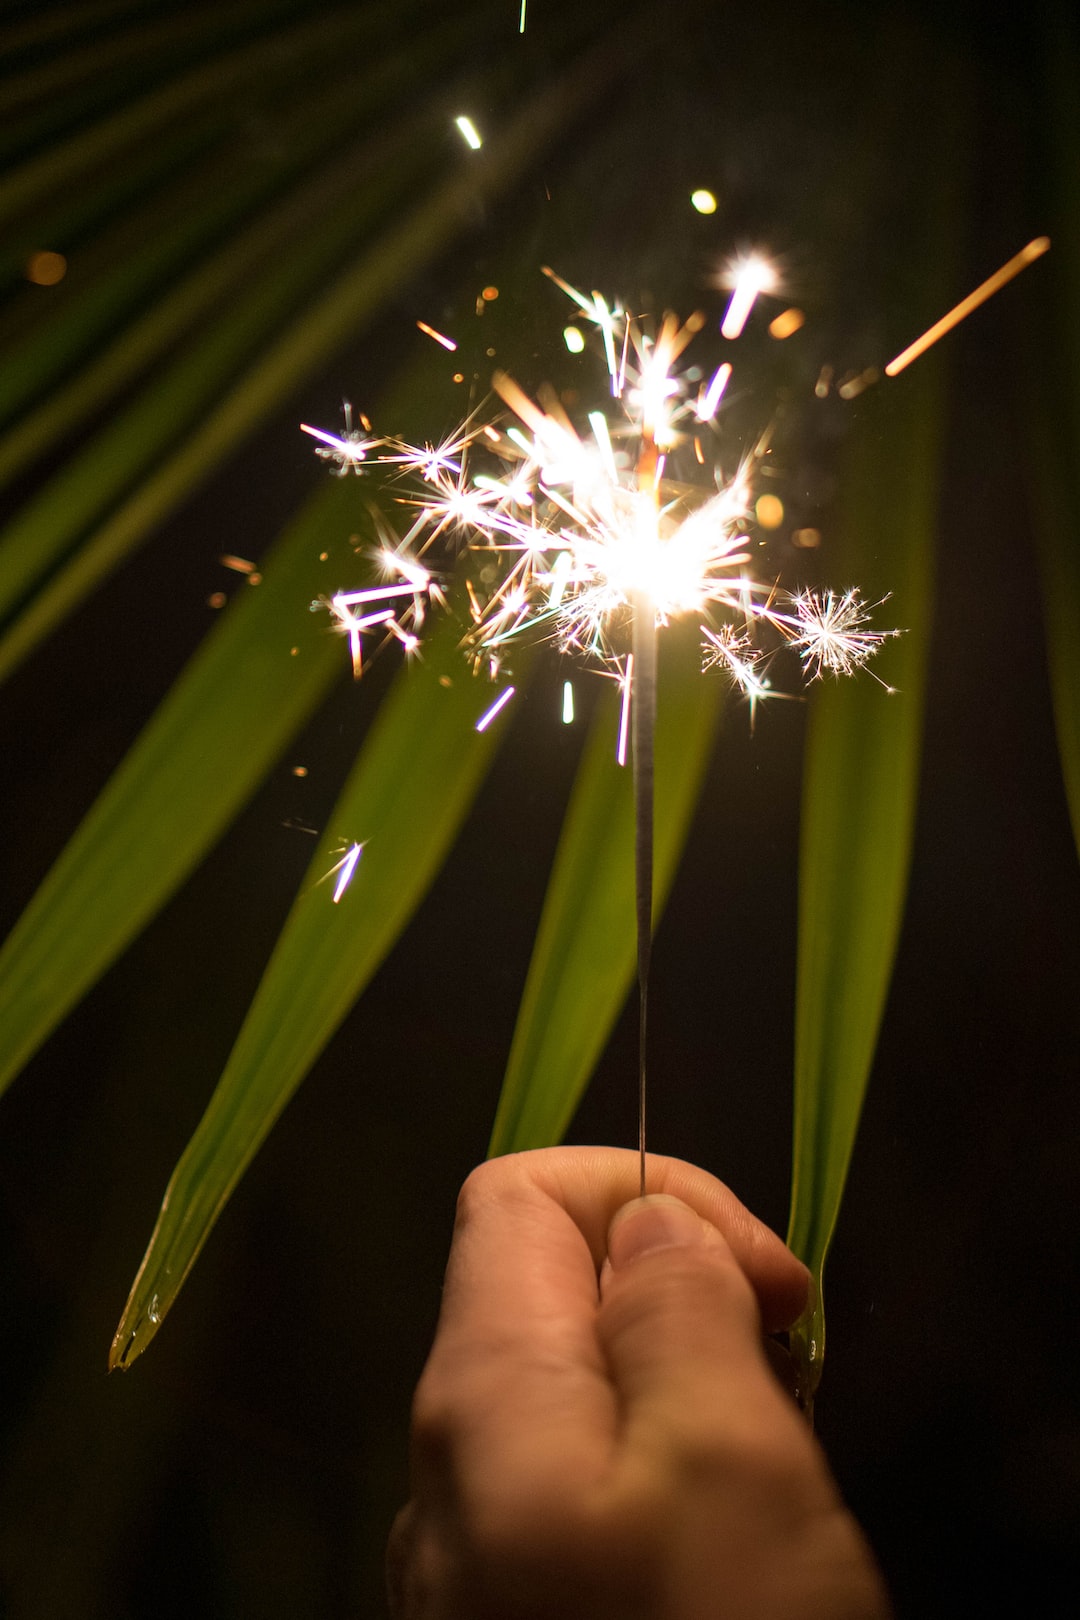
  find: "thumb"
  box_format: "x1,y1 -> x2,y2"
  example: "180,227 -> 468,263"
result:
599,1195 -> 792,1446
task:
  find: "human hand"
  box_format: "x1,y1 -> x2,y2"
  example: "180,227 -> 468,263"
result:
388,1147 -> 890,1620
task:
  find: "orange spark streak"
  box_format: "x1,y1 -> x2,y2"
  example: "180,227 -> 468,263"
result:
416,320 -> 458,352
475,686 -> 516,731
885,236 -> 1050,376
331,843 -> 363,903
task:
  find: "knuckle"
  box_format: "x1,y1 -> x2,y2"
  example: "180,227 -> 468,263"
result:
454,1160 -> 495,1223
674,1419 -> 825,1523
470,1490 -> 654,1618
453,1158 -> 521,1236
409,1369 -> 456,1471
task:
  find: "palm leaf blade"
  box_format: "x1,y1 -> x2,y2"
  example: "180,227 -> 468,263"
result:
110,616 -> 521,1366
787,356 -> 948,1398
1029,19 -> 1080,858
0,477 -> 362,1098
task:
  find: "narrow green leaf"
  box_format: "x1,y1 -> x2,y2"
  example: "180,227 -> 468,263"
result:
0,89 -> 378,440
0,0 -> 294,128
0,0 -> 416,225
0,475 -> 363,1100
787,355 -> 950,1400
489,624 -> 721,1155
0,129 -> 430,631
110,617 -> 523,1367
784,44 -> 970,1402
0,9 -> 483,428
1027,14 -> 1080,858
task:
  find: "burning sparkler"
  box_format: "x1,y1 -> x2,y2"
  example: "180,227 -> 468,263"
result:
303,261 -> 892,1194
303,238 -> 1046,1193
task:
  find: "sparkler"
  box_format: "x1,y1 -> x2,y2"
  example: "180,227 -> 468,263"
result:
305,263 -> 895,1195
304,236 -> 1047,1194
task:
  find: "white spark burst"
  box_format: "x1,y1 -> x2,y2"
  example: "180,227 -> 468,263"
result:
301,267 -> 897,715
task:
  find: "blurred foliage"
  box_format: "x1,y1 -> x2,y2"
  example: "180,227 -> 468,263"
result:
1026,9 -> 1080,860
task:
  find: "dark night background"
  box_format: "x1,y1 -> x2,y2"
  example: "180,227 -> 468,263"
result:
1,0 -> 1078,1614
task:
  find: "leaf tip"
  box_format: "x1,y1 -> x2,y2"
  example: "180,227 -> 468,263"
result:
108,1290 -> 165,1371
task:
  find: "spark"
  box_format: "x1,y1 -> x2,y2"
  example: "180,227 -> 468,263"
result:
300,401 -> 375,475
563,325 -> 585,354
476,685 -> 516,731
332,583 -> 424,608
588,410 -> 618,480
720,254 -> 778,340
454,115 -> 483,150
541,262 -> 598,316
416,319 -> 458,352
519,0 -> 527,32
885,236 -> 1051,375
789,590 -> 899,684
329,842 -> 363,903
617,656 -> 633,765
562,680 -> 575,723
696,361 -> 731,421
690,189 -> 717,215
219,553 -> 256,575
328,559 -> 434,677
702,624 -> 773,728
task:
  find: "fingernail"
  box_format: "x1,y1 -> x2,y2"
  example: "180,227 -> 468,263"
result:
607,1195 -> 711,1270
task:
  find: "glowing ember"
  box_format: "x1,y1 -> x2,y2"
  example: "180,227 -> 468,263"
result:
475,686 -> 516,731
454,115 -> 482,150
720,254 -> 778,340
330,842 -> 363,903
416,319 -> 458,352
300,402 -> 374,475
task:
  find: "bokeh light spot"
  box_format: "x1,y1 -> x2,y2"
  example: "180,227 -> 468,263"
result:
755,494 -> 784,529
25,250 -> 67,286
768,307 -> 805,339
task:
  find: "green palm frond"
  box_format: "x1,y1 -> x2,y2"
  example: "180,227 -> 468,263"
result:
1028,9 -> 1080,859
110,608 -> 523,1367
786,61 -> 968,1401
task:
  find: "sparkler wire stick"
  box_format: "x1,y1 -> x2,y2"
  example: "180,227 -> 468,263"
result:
631,595 -> 656,1199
